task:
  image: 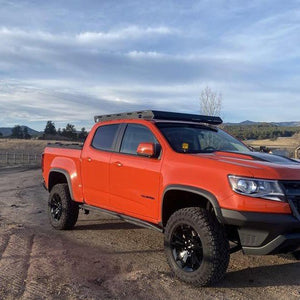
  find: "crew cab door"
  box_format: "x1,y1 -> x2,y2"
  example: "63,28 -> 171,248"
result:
109,123 -> 162,221
81,123 -> 121,209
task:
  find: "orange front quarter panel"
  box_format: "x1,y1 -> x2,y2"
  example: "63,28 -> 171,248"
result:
158,147 -> 293,220
221,193 -> 292,214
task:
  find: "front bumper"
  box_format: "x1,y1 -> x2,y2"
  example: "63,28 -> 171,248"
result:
221,209 -> 300,255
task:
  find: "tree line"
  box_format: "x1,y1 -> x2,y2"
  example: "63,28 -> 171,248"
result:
6,125 -> 32,139
43,121 -> 88,141
224,123 -> 300,140
1,121 -> 88,141
3,120 -> 300,142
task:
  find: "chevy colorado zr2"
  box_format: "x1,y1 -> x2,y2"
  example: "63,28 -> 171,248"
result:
42,110 -> 300,286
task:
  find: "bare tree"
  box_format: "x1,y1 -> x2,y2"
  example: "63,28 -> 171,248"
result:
200,86 -> 222,116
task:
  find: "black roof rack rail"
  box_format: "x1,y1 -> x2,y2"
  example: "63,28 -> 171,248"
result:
94,110 -> 223,125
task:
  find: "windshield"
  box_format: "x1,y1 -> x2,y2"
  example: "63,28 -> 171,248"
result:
156,122 -> 251,154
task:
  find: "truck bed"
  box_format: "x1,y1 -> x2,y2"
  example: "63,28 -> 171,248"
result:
46,142 -> 83,150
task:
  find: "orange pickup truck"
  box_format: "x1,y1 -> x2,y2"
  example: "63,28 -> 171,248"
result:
42,110 -> 300,286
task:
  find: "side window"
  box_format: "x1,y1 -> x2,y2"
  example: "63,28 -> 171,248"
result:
92,124 -> 120,151
120,124 -> 157,155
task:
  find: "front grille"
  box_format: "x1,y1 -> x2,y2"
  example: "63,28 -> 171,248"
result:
280,181 -> 300,219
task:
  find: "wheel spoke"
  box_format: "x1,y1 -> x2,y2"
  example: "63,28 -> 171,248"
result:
50,193 -> 62,221
171,240 -> 185,247
170,223 -> 203,272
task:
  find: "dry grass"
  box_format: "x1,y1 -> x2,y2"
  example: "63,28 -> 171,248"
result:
0,139 -> 74,154
246,132 -> 300,148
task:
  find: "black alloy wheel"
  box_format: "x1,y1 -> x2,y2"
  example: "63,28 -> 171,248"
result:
49,193 -> 63,221
170,224 -> 203,272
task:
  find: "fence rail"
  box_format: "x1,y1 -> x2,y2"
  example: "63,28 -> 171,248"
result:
0,152 -> 42,167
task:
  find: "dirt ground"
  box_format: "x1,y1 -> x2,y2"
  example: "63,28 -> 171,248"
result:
0,167 -> 299,300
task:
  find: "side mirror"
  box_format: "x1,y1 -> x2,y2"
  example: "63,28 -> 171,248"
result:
137,142 -> 159,158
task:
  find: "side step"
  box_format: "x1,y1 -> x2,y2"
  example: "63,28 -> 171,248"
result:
79,204 -> 163,233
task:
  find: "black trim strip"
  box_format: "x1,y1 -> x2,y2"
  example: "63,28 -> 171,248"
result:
49,168 -> 75,200
242,234 -> 300,255
162,185 -> 223,223
47,142 -> 83,150
80,204 -> 163,233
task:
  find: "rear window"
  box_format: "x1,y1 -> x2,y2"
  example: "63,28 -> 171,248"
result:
91,124 -> 120,151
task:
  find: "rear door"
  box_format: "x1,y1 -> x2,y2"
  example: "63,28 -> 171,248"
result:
81,123 -> 120,209
109,123 -> 162,221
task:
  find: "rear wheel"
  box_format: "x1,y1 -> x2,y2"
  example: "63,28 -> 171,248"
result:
164,207 -> 230,286
48,183 -> 79,230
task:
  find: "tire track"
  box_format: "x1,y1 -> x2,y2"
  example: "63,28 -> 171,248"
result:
22,234 -> 73,300
0,233 -> 10,261
0,231 -> 34,299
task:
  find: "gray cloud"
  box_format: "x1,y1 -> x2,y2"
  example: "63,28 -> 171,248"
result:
0,0 -> 300,130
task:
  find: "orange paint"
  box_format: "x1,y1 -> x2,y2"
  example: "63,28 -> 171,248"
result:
43,118 -> 300,225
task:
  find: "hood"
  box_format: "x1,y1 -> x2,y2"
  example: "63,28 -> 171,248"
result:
194,151 -> 300,180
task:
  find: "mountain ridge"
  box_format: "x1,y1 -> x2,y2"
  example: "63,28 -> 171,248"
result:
0,126 -> 41,137
224,121 -> 300,127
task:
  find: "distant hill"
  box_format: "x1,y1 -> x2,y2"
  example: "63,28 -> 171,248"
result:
225,120 -> 300,127
239,120 -> 257,125
224,121 -> 300,141
272,121 -> 300,127
0,126 -> 41,137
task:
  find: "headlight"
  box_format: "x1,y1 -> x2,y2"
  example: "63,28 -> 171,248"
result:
228,175 -> 285,201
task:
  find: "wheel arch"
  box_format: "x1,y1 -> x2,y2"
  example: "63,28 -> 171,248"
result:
48,168 -> 74,200
161,185 -> 224,227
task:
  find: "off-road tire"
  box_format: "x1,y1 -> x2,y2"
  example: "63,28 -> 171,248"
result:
164,207 -> 230,286
48,183 -> 79,230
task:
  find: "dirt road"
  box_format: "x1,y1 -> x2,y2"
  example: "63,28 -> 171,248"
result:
0,167 -> 299,299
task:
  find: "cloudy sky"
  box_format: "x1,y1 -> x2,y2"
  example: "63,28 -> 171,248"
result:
0,0 -> 300,130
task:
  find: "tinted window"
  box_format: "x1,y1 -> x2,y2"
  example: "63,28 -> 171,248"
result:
92,124 -> 120,151
120,124 -> 157,155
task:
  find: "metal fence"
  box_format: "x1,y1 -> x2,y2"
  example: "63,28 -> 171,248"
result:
0,152 -> 42,167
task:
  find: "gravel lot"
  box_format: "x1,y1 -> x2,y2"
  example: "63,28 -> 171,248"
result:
0,167 -> 299,300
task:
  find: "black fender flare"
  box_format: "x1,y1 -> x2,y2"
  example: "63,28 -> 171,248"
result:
48,168 -> 74,200
161,184 -> 224,224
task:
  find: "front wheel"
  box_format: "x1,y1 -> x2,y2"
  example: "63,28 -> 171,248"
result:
164,207 -> 230,286
48,183 -> 79,230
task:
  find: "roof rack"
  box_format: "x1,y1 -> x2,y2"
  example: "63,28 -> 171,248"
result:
94,110 -> 223,125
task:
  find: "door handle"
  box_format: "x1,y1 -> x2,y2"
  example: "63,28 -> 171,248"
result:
113,161 -> 123,167
87,157 -> 92,162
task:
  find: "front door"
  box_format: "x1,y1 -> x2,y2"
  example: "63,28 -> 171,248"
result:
109,123 -> 162,221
